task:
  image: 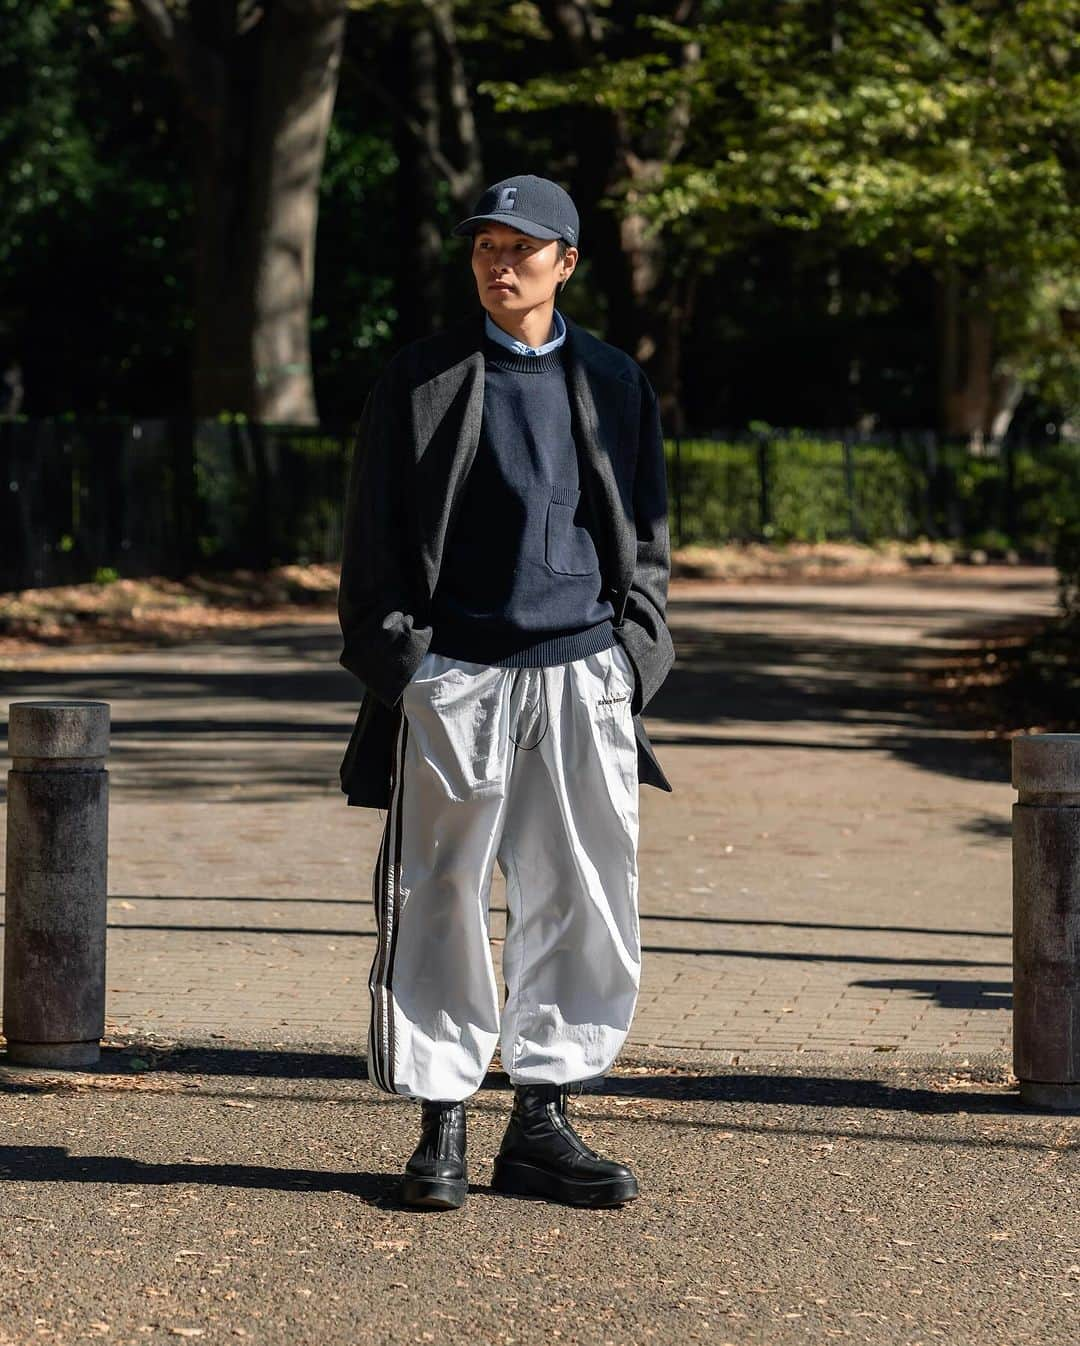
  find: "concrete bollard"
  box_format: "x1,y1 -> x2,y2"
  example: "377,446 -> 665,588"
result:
3,700 -> 110,1067
1012,733 -> 1080,1109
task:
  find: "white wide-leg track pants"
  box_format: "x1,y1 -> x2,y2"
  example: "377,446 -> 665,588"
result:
366,642 -> 641,1102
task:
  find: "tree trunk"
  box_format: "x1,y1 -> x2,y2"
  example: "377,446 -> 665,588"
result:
249,4 -> 345,423
655,269 -> 697,436
134,1 -> 347,424
372,0 -> 483,342
390,20 -> 447,345
935,265 -> 1021,448
616,153 -> 665,368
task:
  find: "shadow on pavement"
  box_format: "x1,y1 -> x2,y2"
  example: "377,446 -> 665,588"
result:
852,978 -> 1013,1011
0,582 -> 1054,797
960,815 -> 1013,839
1,917 -> 1008,967
93,896 -> 1015,941
0,1146 -> 391,1199
4,1045 -> 1023,1120
593,1071 -> 1025,1118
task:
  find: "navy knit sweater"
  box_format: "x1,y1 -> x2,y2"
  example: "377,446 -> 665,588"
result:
428,339 -> 615,666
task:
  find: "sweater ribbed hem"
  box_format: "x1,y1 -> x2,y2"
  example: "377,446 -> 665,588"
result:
429,619 -> 615,669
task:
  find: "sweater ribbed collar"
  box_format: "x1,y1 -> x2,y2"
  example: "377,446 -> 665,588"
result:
483,341 -> 564,374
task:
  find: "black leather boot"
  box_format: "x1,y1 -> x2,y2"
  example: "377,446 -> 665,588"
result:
491,1083 -> 639,1207
401,1100 -> 468,1209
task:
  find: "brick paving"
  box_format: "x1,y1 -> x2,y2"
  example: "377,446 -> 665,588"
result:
0,566 -> 1056,1058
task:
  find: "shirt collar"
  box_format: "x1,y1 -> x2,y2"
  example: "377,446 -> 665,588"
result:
485,308 -> 567,358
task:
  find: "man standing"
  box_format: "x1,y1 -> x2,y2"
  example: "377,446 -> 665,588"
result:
338,175 -> 674,1209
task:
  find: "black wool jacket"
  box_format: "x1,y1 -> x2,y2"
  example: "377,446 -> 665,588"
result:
337,312 -> 676,808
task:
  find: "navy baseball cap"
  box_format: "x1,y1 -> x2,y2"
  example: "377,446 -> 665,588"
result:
453,175 -> 579,247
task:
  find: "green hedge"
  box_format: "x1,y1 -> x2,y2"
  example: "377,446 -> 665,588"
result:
665,435 -> 1079,550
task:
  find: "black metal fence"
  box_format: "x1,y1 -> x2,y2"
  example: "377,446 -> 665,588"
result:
0,418 -> 352,591
1,418 -> 1074,591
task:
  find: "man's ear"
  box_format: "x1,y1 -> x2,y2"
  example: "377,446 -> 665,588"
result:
558,246 -> 578,293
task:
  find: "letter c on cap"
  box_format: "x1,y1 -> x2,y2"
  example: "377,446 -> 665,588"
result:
497,187 -> 518,212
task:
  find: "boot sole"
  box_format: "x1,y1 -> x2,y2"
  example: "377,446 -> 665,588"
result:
491,1157 -> 638,1208
401,1175 -> 468,1210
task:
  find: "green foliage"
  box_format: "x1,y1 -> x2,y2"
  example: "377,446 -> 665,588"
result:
484,0 -> 1080,419
312,114 -> 399,401
767,436 -> 854,544
0,2 -> 95,269
636,3 -> 1078,257
666,438 -> 761,541
0,1 -> 190,411
667,436 -> 905,545
666,435 -> 1080,550
2,0 -> 1076,434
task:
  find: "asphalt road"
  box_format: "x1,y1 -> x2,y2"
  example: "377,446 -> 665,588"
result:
1,1044 -> 1077,1346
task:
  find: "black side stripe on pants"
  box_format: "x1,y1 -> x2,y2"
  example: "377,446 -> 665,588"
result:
368,720 -> 398,1092
367,810 -> 391,1090
368,711 -> 408,1093
384,715 -> 408,1089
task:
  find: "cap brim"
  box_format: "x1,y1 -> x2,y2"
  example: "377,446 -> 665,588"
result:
451,213 -> 563,241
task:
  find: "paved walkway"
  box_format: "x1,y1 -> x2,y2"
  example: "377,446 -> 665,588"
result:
0,567 -> 1057,1059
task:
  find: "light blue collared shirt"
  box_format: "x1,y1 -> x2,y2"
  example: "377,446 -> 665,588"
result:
485,308 -> 567,358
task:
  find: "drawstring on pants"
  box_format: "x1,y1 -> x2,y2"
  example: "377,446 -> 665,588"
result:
510,666 -> 550,750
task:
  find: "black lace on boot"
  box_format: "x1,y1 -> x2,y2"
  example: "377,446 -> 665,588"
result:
401,1100 -> 468,1211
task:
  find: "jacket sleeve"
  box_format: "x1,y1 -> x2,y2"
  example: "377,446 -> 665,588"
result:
337,362 -> 432,707
615,373 -> 675,715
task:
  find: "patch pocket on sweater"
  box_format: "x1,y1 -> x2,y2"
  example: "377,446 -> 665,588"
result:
545,486 -> 598,576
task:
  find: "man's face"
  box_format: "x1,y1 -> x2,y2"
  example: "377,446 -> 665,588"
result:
470,222 -> 577,319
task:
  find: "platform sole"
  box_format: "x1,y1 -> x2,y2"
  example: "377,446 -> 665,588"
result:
400,1175 -> 468,1210
491,1157 -> 638,1208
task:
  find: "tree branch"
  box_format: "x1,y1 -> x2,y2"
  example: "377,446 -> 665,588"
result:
129,0 -> 201,102
366,69 -> 465,194
129,0 -> 226,128
128,0 -> 178,55
280,0 -> 349,18
536,0 -> 602,64
423,0 -> 482,207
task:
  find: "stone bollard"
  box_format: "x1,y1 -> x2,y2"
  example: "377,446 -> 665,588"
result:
1012,733 -> 1080,1109
3,700 -> 110,1067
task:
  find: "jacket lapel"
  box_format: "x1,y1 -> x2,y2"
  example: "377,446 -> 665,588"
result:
564,320 -> 637,594
409,320 -> 486,596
